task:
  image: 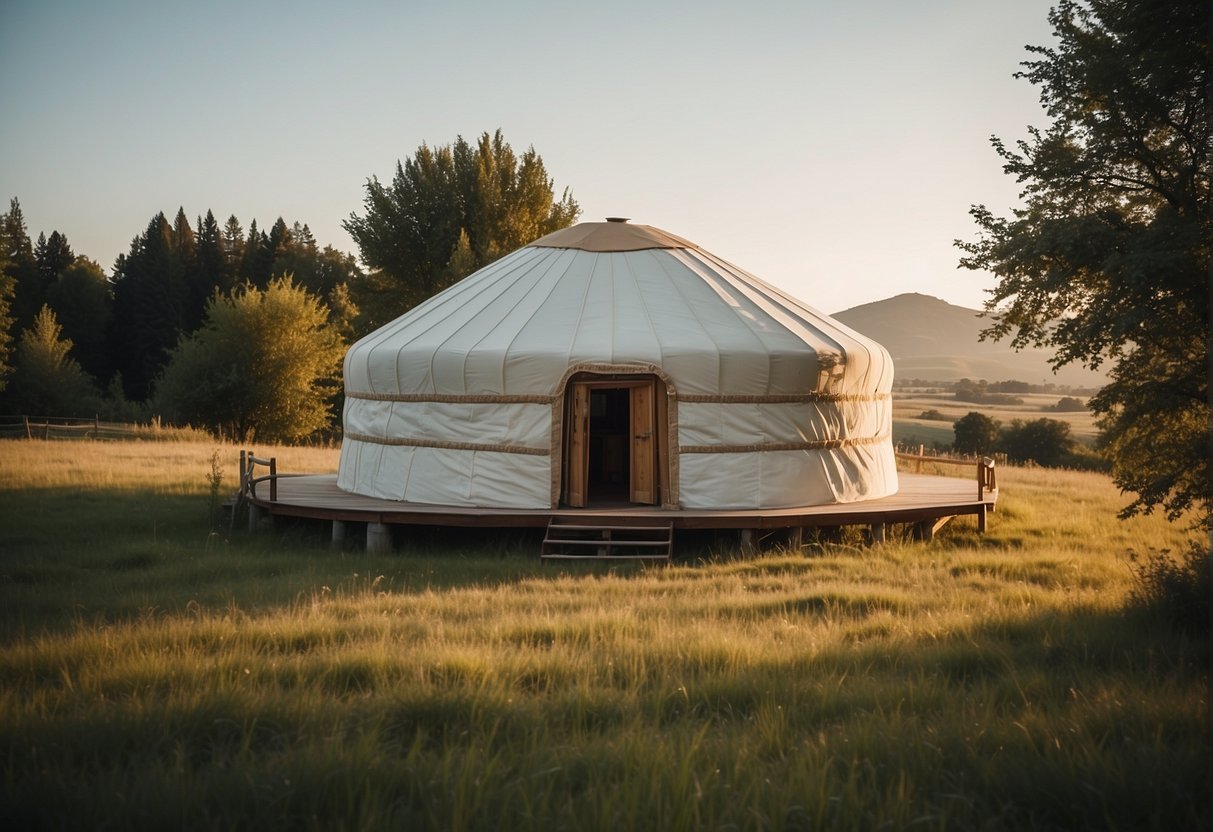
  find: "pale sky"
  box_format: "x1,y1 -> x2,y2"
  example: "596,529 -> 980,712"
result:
0,0 -> 1055,314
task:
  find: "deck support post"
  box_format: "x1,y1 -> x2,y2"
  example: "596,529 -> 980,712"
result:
912,520 -> 934,542
739,528 -> 755,552
247,503 -> 261,533
977,505 -> 988,534
786,526 -> 804,550
868,523 -> 886,545
366,522 -> 392,553
331,520 -> 347,550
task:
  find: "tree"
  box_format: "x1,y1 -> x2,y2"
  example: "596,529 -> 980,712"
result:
998,418 -> 1076,467
44,256 -> 112,382
957,0 -> 1209,527
952,411 -> 1002,456
0,251 -> 13,393
154,277 -> 345,442
109,212 -> 189,401
7,305 -> 100,416
344,129 -> 580,329
2,199 -> 40,332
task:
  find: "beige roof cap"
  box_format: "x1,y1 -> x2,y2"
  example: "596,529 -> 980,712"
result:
529,219 -> 699,252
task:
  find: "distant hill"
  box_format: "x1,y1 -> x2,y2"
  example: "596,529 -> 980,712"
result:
832,293 -> 1107,388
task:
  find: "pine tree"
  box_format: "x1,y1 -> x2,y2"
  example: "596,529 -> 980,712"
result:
109,213 -> 189,401
9,305 -> 100,416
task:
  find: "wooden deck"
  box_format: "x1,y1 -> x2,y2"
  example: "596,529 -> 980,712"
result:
244,471 -> 997,544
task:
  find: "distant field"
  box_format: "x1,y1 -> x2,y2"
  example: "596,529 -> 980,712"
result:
0,440 -> 1205,830
894,390 -> 1100,447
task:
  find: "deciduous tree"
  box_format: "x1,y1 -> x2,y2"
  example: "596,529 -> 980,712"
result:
154,278 -> 345,442
345,129 -> 579,329
957,0 -> 1209,527
952,411 -> 1001,456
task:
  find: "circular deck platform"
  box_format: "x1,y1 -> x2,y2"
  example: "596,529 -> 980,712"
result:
246,473 -> 996,533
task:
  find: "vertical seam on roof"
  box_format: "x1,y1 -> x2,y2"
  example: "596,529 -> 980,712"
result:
353,246 -> 546,392
690,248 -> 863,392
569,252 -> 598,369
628,250 -> 665,368
499,248 -> 576,387
421,247 -> 550,393
651,249 -> 722,394
460,247 -> 565,392
698,248 -> 884,394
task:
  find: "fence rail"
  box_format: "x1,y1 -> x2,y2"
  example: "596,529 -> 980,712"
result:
0,415 -> 108,440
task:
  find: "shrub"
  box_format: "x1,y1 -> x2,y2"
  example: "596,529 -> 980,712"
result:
1125,542 -> 1210,635
1050,396 -> 1087,412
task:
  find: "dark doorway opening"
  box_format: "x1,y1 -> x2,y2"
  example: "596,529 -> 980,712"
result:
588,388 -> 631,504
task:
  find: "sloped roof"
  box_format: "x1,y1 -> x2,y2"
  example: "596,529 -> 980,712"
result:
343,220 -> 893,399
529,219 -> 699,252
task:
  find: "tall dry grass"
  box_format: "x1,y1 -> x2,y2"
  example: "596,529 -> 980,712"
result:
0,440 -> 1206,830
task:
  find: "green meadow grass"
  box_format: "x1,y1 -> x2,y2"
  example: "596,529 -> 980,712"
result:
0,440 -> 1206,831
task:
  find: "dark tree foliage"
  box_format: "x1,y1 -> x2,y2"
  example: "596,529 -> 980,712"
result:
345,129 -> 580,329
2,203 -> 40,333
45,256 -> 112,381
957,0 -> 1210,528
952,411 -> 1002,456
998,418 -> 1076,467
109,213 -> 192,401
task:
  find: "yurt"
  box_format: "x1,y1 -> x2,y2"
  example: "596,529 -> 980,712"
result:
338,219 -> 898,510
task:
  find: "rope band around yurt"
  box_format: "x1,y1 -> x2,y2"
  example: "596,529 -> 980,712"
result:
342,432 -> 549,456
344,390 -> 890,405
679,434 -> 890,454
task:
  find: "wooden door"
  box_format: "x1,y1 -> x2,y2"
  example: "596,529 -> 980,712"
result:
565,382 -> 590,507
629,381 -> 656,504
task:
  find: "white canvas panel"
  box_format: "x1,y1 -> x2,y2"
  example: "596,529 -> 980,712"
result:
677,401 -> 890,447
678,447 -> 897,509
337,439 -> 403,499
343,400 -> 550,449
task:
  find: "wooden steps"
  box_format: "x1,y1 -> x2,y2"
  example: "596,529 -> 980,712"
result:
542,519 -> 674,561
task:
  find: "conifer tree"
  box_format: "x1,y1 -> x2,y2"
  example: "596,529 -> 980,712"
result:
8,305 -> 99,416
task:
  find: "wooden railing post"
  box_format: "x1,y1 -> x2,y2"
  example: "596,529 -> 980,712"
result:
269,458 -> 277,502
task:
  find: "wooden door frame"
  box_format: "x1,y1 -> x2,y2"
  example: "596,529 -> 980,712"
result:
558,370 -> 671,508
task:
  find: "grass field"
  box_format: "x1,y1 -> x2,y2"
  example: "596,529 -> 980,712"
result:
893,391 -> 1101,450
0,440 -> 1207,830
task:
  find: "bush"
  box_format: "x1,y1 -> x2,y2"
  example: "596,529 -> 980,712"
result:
1050,396 -> 1087,412
999,417 -> 1074,466
1125,542 -> 1210,635
916,409 -> 949,421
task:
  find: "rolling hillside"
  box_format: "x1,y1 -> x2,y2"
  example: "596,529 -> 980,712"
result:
833,293 -> 1107,388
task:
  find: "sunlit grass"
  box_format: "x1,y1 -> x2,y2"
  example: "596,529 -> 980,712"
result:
0,440 -> 1206,830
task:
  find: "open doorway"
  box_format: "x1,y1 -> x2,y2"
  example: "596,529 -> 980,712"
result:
563,374 -> 664,508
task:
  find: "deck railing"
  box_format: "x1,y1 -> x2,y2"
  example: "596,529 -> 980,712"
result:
895,452 -> 997,501
240,451 -> 278,503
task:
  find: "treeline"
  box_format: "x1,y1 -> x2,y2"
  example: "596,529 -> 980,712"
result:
0,199 -> 360,425
0,129 -> 579,442
951,411 -> 1107,470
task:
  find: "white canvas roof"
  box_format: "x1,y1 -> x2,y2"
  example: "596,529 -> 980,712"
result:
339,220 -> 898,509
